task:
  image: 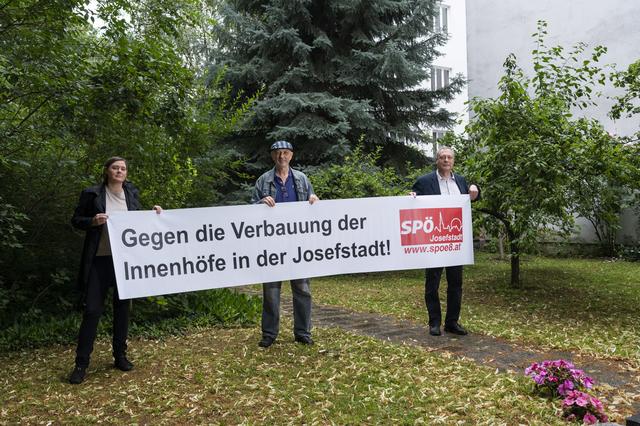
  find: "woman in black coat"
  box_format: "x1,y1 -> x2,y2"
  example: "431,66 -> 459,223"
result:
69,157 -> 161,384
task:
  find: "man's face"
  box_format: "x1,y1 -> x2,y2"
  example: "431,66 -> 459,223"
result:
436,149 -> 455,175
271,149 -> 293,169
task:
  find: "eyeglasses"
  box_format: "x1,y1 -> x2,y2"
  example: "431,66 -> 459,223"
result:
280,186 -> 288,198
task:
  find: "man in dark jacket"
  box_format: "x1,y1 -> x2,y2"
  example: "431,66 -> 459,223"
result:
412,146 -> 480,336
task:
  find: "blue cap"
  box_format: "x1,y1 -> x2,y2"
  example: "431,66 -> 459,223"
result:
270,140 -> 294,151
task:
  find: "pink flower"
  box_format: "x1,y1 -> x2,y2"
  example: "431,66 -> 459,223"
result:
589,396 -> 603,410
525,363 -> 538,376
560,360 -> 574,368
558,379 -> 574,396
563,392 -> 577,406
583,412 -> 597,424
534,374 -> 546,385
575,393 -> 589,407
583,376 -> 594,389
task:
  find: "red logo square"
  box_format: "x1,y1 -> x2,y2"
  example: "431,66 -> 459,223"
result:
399,208 -> 463,246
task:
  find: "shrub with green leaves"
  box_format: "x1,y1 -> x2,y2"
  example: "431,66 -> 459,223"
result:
310,145 -> 414,199
0,289 -> 261,353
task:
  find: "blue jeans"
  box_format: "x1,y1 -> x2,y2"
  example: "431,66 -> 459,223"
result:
262,279 -> 312,339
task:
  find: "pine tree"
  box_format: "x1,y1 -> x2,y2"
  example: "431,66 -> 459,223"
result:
212,0 -> 463,166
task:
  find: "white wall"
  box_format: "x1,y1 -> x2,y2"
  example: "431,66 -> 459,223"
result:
465,0 -> 640,137
465,1 -> 640,245
435,0 -> 469,135
419,0 -> 469,157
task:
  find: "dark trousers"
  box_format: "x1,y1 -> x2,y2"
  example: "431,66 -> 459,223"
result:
75,256 -> 130,368
424,265 -> 463,326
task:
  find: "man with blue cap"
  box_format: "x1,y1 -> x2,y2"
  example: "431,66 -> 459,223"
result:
251,141 -> 319,347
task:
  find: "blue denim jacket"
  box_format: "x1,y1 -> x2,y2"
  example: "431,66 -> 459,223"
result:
251,167 -> 315,203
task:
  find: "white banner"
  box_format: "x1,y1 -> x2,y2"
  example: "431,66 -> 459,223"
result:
107,195 -> 474,299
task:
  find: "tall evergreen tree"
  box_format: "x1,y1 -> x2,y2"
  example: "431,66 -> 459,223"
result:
212,0 -> 463,167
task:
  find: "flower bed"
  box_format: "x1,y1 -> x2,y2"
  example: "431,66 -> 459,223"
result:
525,359 -> 608,424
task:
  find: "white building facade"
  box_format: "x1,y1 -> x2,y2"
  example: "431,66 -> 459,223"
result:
465,0 -> 640,137
421,0 -> 470,158
462,0 -> 640,245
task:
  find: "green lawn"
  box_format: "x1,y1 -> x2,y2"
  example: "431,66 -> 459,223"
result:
311,252 -> 640,364
1,325 -> 565,424
2,252 -> 638,424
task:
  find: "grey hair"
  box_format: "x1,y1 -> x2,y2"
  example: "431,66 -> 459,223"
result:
436,146 -> 455,158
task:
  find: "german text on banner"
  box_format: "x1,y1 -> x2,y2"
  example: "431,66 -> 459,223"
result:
107,195 -> 474,299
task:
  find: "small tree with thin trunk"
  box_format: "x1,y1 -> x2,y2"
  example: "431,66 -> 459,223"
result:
452,21 -> 625,286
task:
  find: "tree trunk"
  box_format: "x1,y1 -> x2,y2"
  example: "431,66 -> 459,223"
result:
509,239 -> 520,287
474,208 -> 519,285
510,251 -> 520,287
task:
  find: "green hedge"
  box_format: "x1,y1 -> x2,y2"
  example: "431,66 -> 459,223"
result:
0,289 -> 261,353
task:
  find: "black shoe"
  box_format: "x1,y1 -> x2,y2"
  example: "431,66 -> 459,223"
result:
114,356 -> 134,371
258,336 -> 275,348
429,324 -> 442,336
294,335 -> 314,345
69,366 -> 86,384
444,322 -> 468,335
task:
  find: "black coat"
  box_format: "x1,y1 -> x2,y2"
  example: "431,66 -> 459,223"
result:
412,171 -> 481,199
71,181 -> 142,293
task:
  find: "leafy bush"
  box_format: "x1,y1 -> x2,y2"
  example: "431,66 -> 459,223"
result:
617,244 -> 640,261
132,289 -> 261,329
310,145 -> 415,199
0,0 -> 258,335
0,289 -> 261,353
0,198 -> 27,250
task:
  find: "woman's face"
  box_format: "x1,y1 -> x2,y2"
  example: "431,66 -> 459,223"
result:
106,160 -> 127,185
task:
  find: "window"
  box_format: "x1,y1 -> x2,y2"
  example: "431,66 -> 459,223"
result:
431,130 -> 448,158
430,66 -> 451,91
434,3 -> 449,33
432,130 -> 447,141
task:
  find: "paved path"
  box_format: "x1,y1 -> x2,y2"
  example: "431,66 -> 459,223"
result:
250,290 -> 640,414
306,303 -> 635,387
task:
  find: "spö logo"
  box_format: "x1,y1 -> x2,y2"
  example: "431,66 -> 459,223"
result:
399,208 -> 463,246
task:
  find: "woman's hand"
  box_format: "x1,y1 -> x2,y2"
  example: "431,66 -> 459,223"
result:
153,205 -> 163,214
92,213 -> 108,226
